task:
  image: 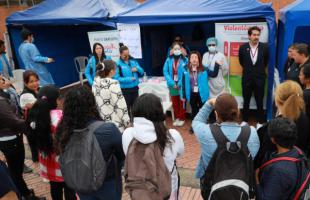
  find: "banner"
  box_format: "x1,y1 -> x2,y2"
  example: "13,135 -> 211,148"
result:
87,30 -> 120,61
117,23 -> 142,59
215,22 -> 269,108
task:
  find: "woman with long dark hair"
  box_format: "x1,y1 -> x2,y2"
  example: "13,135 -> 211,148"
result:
122,93 -> 184,200
28,85 -> 75,200
92,60 -> 130,132
85,43 -> 111,85
56,86 -> 124,200
299,64 -> 310,118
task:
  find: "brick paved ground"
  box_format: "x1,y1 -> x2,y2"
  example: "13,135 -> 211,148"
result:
0,116 -> 203,199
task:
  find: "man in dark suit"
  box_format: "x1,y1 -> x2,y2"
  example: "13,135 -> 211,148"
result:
238,26 -> 269,123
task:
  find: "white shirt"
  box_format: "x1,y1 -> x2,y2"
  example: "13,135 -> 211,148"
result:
250,43 -> 259,65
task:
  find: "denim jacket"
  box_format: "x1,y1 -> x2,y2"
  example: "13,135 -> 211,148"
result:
192,102 -> 260,178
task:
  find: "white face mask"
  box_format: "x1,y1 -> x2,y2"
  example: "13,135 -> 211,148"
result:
173,49 -> 181,56
208,46 -> 216,53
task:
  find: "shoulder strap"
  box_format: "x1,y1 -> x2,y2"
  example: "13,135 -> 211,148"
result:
259,157 -> 299,170
87,120 -> 105,133
236,125 -> 251,146
209,124 -> 229,146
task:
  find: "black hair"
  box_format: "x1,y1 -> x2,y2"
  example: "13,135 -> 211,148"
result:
92,43 -> 106,65
119,44 -> 129,54
132,93 -> 173,153
56,86 -> 101,153
96,60 -> 116,78
268,117 -> 297,149
248,26 -> 261,36
21,28 -> 33,41
23,70 -> 39,84
29,85 -> 60,154
0,40 -> 4,54
302,64 -> 310,79
294,43 -> 309,57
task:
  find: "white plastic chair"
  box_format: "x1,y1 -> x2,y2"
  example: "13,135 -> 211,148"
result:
12,69 -> 25,94
74,56 -> 88,85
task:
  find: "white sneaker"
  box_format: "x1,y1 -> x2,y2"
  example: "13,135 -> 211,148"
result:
173,119 -> 180,126
176,120 -> 185,127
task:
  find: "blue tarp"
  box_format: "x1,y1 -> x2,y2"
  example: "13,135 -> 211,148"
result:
6,0 -> 277,118
115,0 -> 277,119
278,0 -> 310,81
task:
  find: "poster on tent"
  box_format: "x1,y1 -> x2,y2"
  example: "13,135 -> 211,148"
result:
117,23 -> 142,59
215,22 -> 269,109
87,30 -> 120,61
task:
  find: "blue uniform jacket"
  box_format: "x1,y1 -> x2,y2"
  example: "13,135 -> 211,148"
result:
0,53 -> 13,77
18,42 -> 54,86
84,55 -> 112,85
178,69 -> 209,103
163,56 -> 188,88
114,58 -> 144,89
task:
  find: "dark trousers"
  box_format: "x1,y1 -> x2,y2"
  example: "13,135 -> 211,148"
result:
122,87 -> 139,119
242,79 -> 265,123
0,135 -> 30,197
190,92 -> 203,120
50,181 -> 76,200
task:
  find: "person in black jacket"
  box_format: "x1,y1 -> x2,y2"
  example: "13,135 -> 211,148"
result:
256,118 -> 298,200
238,26 -> 269,123
0,78 -> 45,200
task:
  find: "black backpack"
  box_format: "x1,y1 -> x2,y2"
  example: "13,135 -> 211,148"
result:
259,147 -> 310,200
201,124 -> 254,200
59,121 -> 112,194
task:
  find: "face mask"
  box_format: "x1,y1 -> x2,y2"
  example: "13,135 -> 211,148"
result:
208,46 -> 216,53
173,49 -> 181,56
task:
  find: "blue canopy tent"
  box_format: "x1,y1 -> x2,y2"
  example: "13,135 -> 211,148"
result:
114,0 -> 277,119
278,0 -> 310,81
6,0 -> 139,86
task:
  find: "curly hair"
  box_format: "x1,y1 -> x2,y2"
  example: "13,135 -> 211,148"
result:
56,86 -> 101,153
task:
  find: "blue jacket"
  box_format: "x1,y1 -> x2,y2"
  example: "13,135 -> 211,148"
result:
85,55 -> 112,85
114,58 -> 144,89
163,56 -> 188,88
192,102 -> 260,178
0,53 -> 13,78
178,69 -> 209,103
257,149 -> 299,200
18,42 -> 54,86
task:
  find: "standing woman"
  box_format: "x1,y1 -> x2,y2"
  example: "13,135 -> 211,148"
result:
92,60 -> 130,132
289,43 -> 310,85
28,85 -> 75,200
299,64 -> 310,118
163,42 -> 188,127
114,45 -> 144,113
179,51 -> 220,122
20,70 -> 40,163
85,43 -> 111,86
56,87 -> 125,200
202,37 -> 229,98
284,43 -> 297,79
122,93 -> 184,200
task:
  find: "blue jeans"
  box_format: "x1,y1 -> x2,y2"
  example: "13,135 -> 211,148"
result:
78,179 -> 122,200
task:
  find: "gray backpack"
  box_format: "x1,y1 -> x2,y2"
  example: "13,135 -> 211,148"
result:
59,121 -> 107,194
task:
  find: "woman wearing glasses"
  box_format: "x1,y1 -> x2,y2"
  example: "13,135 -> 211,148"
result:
202,37 -> 229,98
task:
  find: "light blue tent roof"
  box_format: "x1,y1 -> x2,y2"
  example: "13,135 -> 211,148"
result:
278,0 -> 310,81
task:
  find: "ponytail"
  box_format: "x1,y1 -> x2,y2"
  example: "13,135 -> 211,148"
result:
282,93 -> 304,121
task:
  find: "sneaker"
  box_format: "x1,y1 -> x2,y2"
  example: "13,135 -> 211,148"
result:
176,120 -> 185,127
173,119 -> 180,126
23,164 -> 33,174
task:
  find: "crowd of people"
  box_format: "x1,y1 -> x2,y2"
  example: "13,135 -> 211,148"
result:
0,25 -> 310,200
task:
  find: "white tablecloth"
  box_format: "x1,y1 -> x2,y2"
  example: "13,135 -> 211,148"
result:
138,76 -> 169,96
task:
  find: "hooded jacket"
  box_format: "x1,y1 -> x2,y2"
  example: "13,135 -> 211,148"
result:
122,117 -> 184,195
